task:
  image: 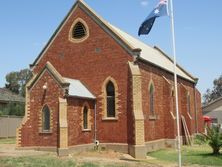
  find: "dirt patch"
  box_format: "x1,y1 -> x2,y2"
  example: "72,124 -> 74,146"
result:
0,144 -> 50,157
0,144 -> 155,166
0,144 -> 208,167
70,150 -> 162,167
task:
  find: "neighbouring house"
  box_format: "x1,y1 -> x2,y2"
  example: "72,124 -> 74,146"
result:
16,0 -> 204,158
0,88 -> 25,113
203,97 -> 222,124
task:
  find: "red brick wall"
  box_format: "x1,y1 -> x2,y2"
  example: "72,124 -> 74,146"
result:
139,62 -> 167,141
67,98 -> 95,146
138,61 -> 200,142
20,70 -> 64,147
32,7 -> 133,144
163,79 -> 176,139
179,79 -> 198,135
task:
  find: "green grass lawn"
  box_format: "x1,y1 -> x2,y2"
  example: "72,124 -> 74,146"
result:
148,145 -> 222,166
0,156 -> 125,167
0,156 -> 76,167
0,138 -> 16,144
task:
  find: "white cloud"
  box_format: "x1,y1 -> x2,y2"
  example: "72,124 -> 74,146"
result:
140,1 -> 149,7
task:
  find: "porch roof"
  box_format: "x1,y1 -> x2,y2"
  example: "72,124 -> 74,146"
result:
64,78 -> 96,100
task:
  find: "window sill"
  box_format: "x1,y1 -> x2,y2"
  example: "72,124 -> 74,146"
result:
149,114 -> 159,120
102,117 -> 118,121
39,130 -> 52,134
82,129 -> 91,132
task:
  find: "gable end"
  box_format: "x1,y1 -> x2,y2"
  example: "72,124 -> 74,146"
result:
30,0 -> 137,70
28,62 -> 70,90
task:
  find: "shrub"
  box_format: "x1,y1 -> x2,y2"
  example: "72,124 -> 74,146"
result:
1,102 -> 25,116
202,125 -> 222,155
194,133 -> 207,145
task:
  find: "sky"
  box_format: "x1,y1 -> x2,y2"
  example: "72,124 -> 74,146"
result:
0,0 -> 221,96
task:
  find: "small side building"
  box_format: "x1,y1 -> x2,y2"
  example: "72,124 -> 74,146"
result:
203,97 -> 222,124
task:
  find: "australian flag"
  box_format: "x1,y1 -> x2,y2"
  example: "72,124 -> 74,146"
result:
138,0 -> 169,36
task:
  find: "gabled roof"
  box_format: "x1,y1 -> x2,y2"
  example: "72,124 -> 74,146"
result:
28,62 -> 95,100
28,61 -> 70,90
31,0 -> 197,83
0,88 -> 25,103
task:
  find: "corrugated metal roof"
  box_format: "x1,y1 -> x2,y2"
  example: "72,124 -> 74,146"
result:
108,24 -> 195,82
0,88 -> 25,103
64,78 -> 95,99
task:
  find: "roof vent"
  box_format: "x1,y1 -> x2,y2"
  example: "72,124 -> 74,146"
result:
72,22 -> 86,39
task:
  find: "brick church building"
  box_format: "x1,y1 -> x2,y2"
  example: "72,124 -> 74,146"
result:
16,0 -> 203,158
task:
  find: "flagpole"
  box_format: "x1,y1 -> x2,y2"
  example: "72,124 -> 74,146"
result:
169,0 -> 182,166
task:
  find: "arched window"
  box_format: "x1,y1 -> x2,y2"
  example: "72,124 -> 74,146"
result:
83,106 -> 88,129
72,22 -> 86,39
69,18 -> 89,43
149,84 -> 154,114
187,92 -> 191,115
42,105 -> 50,131
106,81 -> 115,117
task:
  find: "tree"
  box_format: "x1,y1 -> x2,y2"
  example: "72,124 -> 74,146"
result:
5,69 -> 32,97
203,74 -> 222,104
5,72 -> 20,94
18,69 -> 33,97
